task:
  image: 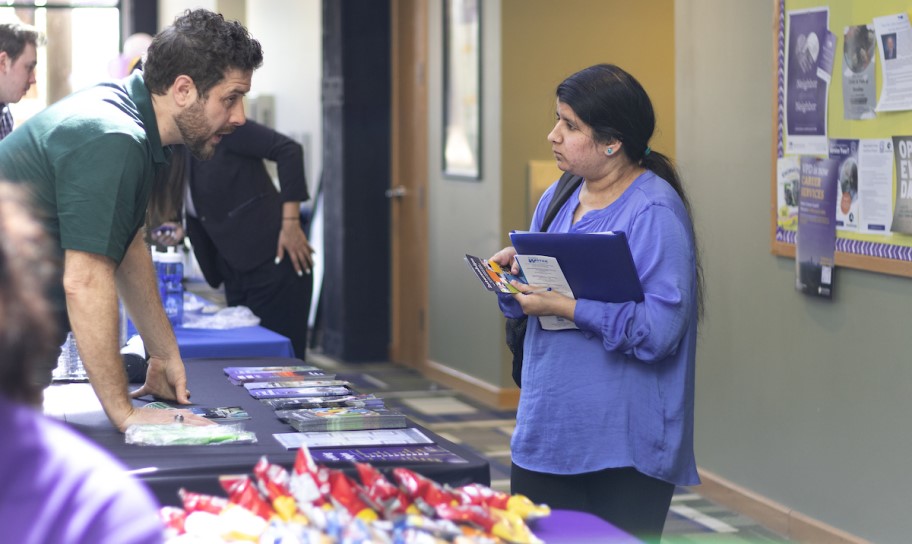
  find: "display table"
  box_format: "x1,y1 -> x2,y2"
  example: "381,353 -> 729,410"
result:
44,357 -> 489,507
532,509 -> 641,543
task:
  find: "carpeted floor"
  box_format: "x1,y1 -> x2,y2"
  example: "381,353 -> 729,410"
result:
306,351 -> 793,543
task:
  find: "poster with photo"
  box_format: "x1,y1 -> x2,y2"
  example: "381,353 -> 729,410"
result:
842,25 -> 877,120
828,139 -> 859,230
874,13 -> 912,112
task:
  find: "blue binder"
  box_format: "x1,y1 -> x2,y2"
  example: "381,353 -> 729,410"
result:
509,231 -> 644,303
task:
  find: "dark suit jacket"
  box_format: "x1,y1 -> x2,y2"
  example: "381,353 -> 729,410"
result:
186,120 -> 308,288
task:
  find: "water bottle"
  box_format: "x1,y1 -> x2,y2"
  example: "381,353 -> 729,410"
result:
153,247 -> 184,327
57,331 -> 86,380
118,299 -> 129,347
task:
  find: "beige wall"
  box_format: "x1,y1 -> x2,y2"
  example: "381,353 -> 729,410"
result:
501,0 -> 675,232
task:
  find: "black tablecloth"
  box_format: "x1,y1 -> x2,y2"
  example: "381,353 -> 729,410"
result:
55,357 -> 490,506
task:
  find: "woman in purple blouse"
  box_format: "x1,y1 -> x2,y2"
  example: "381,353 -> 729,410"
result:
490,64 -> 704,542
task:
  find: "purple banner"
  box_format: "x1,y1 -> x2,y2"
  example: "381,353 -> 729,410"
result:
796,156 -> 838,297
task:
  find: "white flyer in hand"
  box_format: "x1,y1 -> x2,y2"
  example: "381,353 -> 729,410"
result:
514,255 -> 577,331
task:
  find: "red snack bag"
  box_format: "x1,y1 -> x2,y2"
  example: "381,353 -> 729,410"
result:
253,456 -> 292,501
219,474 -> 275,520
456,483 -> 551,521
178,488 -> 228,514
434,503 -> 497,532
294,444 -> 318,474
290,445 -> 330,506
392,467 -> 459,508
328,469 -> 378,521
355,462 -> 409,515
159,506 -> 186,535
455,483 -> 510,510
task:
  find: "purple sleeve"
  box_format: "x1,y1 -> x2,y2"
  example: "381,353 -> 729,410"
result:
573,204 -> 695,363
495,182 -> 561,319
497,292 -> 524,318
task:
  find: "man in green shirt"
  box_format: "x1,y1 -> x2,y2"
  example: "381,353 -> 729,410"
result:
0,9 -> 263,432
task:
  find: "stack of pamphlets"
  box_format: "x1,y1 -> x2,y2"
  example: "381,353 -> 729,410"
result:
247,384 -> 354,399
224,365 -> 334,385
260,394 -> 384,411
276,407 -> 407,432
244,379 -> 352,400
273,427 -> 434,450
244,379 -> 350,391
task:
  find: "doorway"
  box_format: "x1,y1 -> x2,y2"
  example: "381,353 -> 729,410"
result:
389,0 -> 429,369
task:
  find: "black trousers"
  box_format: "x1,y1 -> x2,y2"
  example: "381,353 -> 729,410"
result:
217,255 -> 313,359
511,463 -> 674,543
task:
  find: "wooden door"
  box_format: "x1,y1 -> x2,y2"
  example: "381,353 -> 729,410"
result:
389,0 -> 429,368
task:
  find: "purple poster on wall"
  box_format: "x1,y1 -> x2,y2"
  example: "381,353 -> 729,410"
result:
796,156 -> 838,298
786,8 -> 831,155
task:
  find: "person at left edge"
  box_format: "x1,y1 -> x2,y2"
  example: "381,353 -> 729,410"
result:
0,182 -> 164,544
0,21 -> 44,140
0,9 -> 264,432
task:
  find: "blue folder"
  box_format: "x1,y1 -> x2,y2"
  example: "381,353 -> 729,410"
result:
509,231 -> 644,303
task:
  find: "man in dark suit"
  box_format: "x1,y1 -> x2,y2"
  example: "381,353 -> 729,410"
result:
152,120 -> 313,357
883,34 -> 897,60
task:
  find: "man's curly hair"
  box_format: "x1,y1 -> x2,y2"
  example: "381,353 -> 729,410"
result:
143,9 -> 263,98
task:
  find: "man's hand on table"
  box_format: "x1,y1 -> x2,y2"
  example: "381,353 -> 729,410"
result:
131,355 -> 192,403
117,406 -> 214,433
124,356 -> 214,431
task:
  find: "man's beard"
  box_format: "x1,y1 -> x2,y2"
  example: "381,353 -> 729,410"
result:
175,99 -> 219,160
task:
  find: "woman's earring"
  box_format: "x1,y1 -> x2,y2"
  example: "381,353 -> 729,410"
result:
605,147 -> 614,155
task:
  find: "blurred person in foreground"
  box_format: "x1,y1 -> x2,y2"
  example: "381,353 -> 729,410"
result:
0,21 -> 44,140
0,182 -> 164,544
489,63 -> 703,542
150,120 -> 314,358
0,9 -> 263,431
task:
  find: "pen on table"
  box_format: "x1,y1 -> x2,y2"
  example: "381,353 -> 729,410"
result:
522,287 -> 552,295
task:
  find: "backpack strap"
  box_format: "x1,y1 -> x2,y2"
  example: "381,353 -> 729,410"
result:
540,172 -> 583,232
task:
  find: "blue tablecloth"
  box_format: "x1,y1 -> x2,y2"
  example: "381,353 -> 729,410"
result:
127,293 -> 295,359
174,325 -> 294,359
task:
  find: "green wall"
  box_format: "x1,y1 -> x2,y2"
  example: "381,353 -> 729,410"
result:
678,1 -> 912,541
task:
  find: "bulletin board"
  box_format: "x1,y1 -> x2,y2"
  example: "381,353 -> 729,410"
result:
770,0 -> 912,277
